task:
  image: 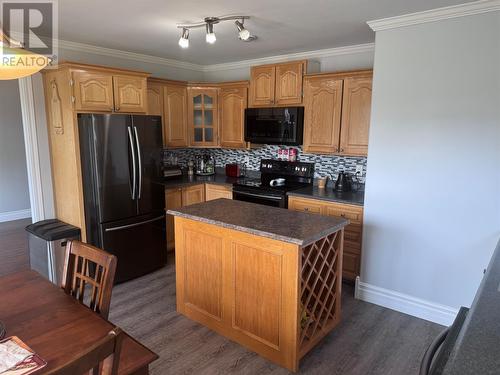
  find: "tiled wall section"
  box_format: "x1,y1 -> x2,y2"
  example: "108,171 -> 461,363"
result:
163,145 -> 367,182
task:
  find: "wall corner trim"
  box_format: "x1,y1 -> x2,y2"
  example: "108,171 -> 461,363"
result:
355,279 -> 459,326
367,0 -> 500,31
0,209 -> 32,223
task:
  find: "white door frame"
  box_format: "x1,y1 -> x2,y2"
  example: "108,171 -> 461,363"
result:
18,76 -> 47,222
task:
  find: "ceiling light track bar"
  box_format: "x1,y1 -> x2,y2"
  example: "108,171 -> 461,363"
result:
177,15 -> 250,29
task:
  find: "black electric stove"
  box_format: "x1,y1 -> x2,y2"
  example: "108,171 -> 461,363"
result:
233,159 -> 315,208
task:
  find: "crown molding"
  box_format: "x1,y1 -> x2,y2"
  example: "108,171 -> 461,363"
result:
54,38 -> 374,74
200,43 -> 375,72
368,0 -> 500,31
58,39 -> 205,72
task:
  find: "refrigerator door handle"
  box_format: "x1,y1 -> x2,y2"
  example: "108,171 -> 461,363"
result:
127,126 -> 137,200
133,126 -> 143,199
104,215 -> 165,232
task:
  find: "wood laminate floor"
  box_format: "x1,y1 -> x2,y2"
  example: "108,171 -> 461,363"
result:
0,219 -> 444,374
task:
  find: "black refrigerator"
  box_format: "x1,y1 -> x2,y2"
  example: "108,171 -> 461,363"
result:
78,114 -> 166,283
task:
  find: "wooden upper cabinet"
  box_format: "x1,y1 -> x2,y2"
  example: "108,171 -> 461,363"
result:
275,61 -> 306,106
146,82 -> 163,116
339,77 -> 372,156
249,60 -> 306,107
219,84 -> 248,149
249,65 -> 275,107
188,88 -> 219,147
163,84 -> 188,148
72,70 -> 114,112
303,76 -> 343,154
112,75 -> 147,113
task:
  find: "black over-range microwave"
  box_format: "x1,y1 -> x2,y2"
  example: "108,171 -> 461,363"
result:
244,107 -> 304,145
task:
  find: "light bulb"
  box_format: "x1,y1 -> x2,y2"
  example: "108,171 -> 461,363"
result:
178,28 -> 189,48
205,23 -> 216,44
235,21 -> 250,41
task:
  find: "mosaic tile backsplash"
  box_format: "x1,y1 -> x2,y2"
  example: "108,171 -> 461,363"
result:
163,145 -> 367,183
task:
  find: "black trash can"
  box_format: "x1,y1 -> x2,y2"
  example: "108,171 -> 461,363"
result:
25,219 -> 80,285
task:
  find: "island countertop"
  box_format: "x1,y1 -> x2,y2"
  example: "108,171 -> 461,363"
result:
167,198 -> 349,246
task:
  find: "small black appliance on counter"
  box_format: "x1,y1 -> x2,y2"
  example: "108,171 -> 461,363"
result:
334,171 -> 353,192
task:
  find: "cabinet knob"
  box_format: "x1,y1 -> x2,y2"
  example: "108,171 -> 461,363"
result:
340,148 -> 345,152
115,106 -> 120,111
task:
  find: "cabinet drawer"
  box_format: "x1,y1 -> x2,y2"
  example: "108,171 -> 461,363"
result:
288,197 -> 323,215
324,203 -> 363,225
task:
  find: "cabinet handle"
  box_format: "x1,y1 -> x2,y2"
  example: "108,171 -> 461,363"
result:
115,106 -> 120,111
340,148 -> 344,152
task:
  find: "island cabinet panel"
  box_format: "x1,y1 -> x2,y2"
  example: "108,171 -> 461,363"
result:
205,184 -> 232,201
72,70 -> 114,112
112,75 -> 148,113
339,77 -> 372,156
183,230 -> 223,320
303,77 -> 343,154
232,242 -> 282,348
174,218 -> 301,371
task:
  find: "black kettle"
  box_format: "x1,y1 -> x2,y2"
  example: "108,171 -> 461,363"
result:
334,171 -> 352,192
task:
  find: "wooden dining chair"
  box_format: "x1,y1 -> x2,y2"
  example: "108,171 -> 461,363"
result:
62,240 -> 117,319
46,327 -> 124,375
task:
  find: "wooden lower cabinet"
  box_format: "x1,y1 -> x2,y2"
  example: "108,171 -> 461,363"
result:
205,184 -> 232,201
166,183 -> 231,250
165,188 -> 182,251
182,184 -> 205,206
288,196 -> 364,280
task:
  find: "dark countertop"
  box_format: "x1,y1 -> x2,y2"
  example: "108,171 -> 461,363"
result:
154,173 -> 242,189
167,198 -> 349,246
442,239 -> 500,374
287,185 -> 365,206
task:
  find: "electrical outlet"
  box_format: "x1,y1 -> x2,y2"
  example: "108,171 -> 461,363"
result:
355,165 -> 364,175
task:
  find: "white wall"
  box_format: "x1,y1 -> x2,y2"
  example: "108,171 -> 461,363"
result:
362,11 -> 500,317
0,80 -> 31,218
58,47 -> 204,81
203,49 -> 374,82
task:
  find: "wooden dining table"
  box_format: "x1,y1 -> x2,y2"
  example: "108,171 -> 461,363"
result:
0,270 -> 158,374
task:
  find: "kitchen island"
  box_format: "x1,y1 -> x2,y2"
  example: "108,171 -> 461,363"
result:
167,199 -> 349,371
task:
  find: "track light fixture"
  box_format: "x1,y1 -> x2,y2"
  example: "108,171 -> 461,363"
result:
178,28 -> 189,48
205,22 -> 216,44
176,15 -> 256,47
235,20 -> 250,41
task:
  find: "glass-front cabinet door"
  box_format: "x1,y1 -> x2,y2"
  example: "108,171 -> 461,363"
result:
188,88 -> 219,147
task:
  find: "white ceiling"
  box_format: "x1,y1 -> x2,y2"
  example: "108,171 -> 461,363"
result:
57,0 -> 472,65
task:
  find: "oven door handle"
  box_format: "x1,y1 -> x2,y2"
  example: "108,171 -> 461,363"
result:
234,191 -> 284,201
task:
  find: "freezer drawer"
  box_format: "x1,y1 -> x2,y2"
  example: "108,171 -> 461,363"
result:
100,213 -> 167,283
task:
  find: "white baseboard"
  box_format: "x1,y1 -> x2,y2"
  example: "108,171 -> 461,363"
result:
0,209 -> 32,223
355,277 -> 458,326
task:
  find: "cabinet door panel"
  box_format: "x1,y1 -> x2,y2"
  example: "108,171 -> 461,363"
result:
275,61 -> 305,106
219,86 -> 247,148
205,184 -> 232,201
147,82 -> 163,116
73,71 -> 114,112
182,184 -> 205,206
113,75 -> 147,113
339,77 -> 372,156
303,77 -> 343,154
249,66 -> 275,107
188,88 -> 219,147
164,85 -> 188,147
